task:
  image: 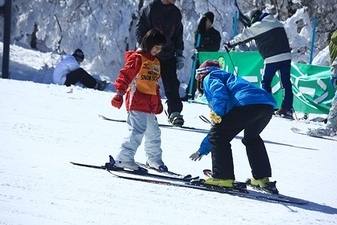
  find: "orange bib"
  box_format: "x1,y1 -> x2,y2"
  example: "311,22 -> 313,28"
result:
135,54 -> 161,95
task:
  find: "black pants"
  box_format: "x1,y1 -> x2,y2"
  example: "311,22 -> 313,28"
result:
262,60 -> 293,109
160,57 -> 183,115
65,68 -> 97,88
209,104 -> 274,180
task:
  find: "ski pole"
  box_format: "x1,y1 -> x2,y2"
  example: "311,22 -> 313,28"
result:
224,46 -> 238,75
188,33 -> 201,101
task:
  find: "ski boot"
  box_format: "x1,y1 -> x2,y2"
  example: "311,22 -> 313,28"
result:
246,177 -> 279,194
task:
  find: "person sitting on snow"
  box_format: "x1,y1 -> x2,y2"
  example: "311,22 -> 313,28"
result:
53,49 -> 107,90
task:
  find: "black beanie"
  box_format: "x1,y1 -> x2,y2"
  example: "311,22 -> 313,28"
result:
250,10 -> 262,24
72,49 -> 84,61
203,12 -> 214,24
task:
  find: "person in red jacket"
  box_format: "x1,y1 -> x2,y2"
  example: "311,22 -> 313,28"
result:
110,28 -> 168,172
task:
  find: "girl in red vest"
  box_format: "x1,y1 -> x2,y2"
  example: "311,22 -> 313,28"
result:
111,28 -> 168,172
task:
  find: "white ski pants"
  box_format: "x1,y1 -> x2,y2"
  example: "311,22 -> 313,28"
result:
116,111 -> 163,164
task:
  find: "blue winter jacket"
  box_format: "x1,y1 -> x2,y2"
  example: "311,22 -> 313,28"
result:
198,70 -> 277,155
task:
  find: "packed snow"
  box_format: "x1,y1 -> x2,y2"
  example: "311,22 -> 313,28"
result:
0,44 -> 337,225
1,0 -> 337,224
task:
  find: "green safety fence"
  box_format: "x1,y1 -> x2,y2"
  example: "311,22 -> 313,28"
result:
197,51 -> 335,114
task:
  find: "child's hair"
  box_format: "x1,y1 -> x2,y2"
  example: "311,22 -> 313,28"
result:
141,28 -> 167,53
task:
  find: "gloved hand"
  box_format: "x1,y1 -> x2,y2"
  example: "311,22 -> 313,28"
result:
330,76 -> 337,88
157,100 -> 163,114
223,42 -> 233,51
189,151 -> 203,161
210,111 -> 222,123
176,50 -> 185,70
111,94 -> 123,109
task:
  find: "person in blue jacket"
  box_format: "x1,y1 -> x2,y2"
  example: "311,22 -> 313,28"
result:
189,60 -> 278,192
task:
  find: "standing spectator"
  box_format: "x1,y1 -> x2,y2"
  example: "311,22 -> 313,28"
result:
307,30 -> 337,137
184,11 -> 221,100
53,49 -> 107,90
189,60 -> 278,193
225,10 -> 293,119
110,29 -> 168,172
195,12 -> 221,52
136,0 -> 185,127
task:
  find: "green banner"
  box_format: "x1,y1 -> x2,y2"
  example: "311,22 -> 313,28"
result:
198,51 -> 335,114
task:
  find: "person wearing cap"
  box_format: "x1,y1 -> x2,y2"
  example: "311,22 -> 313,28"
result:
189,60 -> 278,193
183,11 -> 221,100
224,9 -> 293,119
53,49 -> 107,90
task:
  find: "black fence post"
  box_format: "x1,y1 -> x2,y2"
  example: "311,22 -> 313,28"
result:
1,0 -> 12,79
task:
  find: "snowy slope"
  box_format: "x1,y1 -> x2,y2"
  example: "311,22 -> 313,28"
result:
0,77 -> 337,225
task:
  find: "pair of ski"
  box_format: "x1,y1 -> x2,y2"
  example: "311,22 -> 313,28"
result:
70,160 -> 196,182
291,127 -> 337,141
99,114 -> 209,133
71,159 -> 307,205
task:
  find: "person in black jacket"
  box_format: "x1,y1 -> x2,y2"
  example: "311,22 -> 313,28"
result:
184,12 -> 221,101
195,12 -> 221,52
225,10 -> 294,119
136,0 -> 185,127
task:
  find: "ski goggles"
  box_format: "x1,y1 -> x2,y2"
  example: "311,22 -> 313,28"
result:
195,66 -> 220,80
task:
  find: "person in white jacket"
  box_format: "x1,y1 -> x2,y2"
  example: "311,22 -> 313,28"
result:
225,10 -> 293,119
53,49 -> 107,90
